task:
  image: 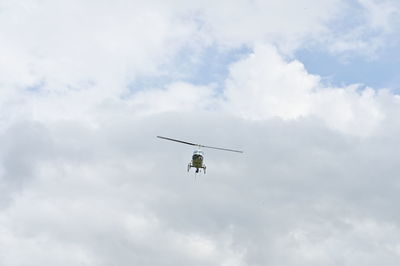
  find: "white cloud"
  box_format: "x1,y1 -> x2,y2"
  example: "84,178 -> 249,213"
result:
0,0 -> 198,93
186,0 -> 344,52
0,0 -> 351,96
127,82 -> 218,116
223,44 -> 384,136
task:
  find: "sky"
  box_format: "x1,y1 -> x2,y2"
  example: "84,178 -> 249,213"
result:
1,0 -> 400,265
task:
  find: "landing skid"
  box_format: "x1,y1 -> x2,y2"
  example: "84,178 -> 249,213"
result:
187,163 -> 206,174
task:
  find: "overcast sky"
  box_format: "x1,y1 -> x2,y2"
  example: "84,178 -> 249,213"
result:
1,0 -> 400,265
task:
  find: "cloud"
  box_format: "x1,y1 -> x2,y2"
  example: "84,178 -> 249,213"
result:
323,0 -> 400,57
186,0 -> 344,50
1,1 -> 400,266
3,111 -> 400,265
127,82 -> 218,116
0,0 -> 198,92
0,0 -> 353,95
358,0 -> 400,32
223,44 -> 384,136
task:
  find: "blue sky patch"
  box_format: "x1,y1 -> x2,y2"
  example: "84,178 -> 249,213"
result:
296,44 -> 400,89
25,80 -> 45,92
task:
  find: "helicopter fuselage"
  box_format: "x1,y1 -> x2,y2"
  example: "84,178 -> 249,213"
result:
188,149 -> 206,173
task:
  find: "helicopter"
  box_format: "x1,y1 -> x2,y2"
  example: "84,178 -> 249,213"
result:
156,136 -> 243,174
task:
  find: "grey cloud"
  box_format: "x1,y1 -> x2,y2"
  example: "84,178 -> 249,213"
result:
2,112 -> 400,265
0,122 -> 54,204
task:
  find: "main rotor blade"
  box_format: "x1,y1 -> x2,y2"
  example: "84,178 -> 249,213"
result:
156,136 -> 197,146
157,136 -> 243,153
200,145 -> 243,153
